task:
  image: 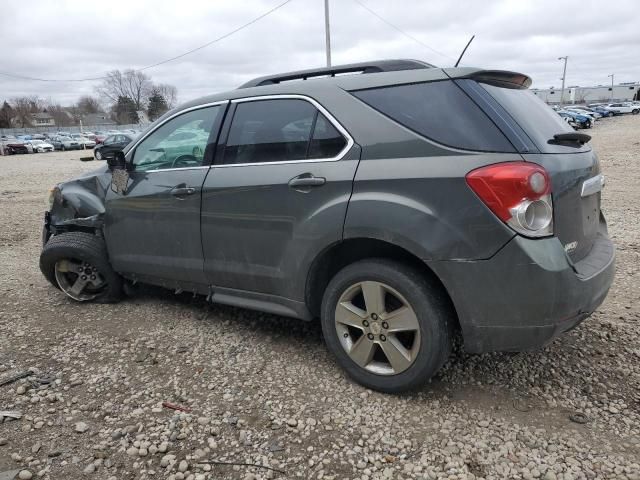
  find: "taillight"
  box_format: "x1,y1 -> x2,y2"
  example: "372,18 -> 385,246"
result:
466,162 -> 553,238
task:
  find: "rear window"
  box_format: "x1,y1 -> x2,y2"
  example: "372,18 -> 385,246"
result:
480,83 -> 583,153
351,80 -> 515,152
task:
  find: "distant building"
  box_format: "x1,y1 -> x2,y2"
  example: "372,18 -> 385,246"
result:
532,82 -> 640,104
81,113 -> 116,127
30,112 -> 55,127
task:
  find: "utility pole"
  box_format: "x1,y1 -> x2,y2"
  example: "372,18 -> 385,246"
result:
608,74 -> 614,100
558,56 -> 568,107
324,0 -> 331,67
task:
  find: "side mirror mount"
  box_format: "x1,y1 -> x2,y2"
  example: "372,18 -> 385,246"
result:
107,151 -> 126,171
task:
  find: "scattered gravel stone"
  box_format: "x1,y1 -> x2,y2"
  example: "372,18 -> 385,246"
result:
74,422 -> 89,433
18,471 -> 33,480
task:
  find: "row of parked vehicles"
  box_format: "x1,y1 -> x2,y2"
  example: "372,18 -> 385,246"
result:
0,129 -> 142,155
554,101 -> 640,129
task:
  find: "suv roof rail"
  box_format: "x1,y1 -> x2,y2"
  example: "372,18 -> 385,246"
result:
238,59 -> 435,89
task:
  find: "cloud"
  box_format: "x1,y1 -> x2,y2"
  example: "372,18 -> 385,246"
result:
1,0 -> 638,106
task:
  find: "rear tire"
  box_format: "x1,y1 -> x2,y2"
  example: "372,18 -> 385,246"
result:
40,232 -> 122,303
633,109 -> 639,115
320,259 -> 453,393
95,150 -> 103,160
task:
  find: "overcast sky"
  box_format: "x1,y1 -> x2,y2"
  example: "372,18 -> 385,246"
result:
1,0 -> 639,107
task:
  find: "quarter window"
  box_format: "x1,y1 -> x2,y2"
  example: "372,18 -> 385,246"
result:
351,80 -> 514,152
308,113 -> 347,159
222,99 -> 348,165
132,106 -> 222,171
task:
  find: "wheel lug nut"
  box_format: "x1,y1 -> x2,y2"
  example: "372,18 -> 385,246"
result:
367,333 -> 374,340
343,333 -> 349,338
77,267 -> 83,272
382,322 -> 389,329
91,275 -> 96,280
371,313 -> 378,320
362,320 -> 369,327
81,275 -> 87,280
380,334 -> 386,342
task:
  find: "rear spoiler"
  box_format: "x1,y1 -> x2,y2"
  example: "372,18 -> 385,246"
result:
466,70 -> 532,90
444,69 -> 532,90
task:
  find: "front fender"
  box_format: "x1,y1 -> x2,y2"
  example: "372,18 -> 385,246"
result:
49,167 -> 111,230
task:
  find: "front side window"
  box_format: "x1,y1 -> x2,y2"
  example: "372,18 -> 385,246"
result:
223,98 -> 348,165
132,106 -> 221,171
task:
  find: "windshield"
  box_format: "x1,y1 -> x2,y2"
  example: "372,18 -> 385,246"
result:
480,83 -> 588,153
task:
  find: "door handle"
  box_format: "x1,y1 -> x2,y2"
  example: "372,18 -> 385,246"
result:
288,174 -> 326,189
170,186 -> 196,197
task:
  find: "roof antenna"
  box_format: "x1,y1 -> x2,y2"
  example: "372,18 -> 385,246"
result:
454,35 -> 475,67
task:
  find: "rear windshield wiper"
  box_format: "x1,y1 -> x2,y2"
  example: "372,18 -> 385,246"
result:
548,132 -> 591,146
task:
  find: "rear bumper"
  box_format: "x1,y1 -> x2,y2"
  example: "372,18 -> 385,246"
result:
431,223 -> 615,353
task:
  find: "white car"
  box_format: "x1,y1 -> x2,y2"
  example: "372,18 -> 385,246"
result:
606,103 -> 640,114
70,134 -> 96,149
28,139 -> 54,153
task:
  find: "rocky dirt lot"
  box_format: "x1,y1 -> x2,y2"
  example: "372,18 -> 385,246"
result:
0,116 -> 639,480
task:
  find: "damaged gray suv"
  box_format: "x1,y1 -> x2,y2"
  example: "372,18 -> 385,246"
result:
40,60 -> 615,392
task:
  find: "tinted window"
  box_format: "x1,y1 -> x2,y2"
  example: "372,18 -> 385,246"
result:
103,136 -> 116,145
480,83 -> 583,153
351,80 -> 514,152
308,113 -> 347,159
133,106 -> 221,171
224,99 -> 316,165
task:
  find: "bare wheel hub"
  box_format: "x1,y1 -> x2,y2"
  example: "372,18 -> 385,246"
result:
334,281 -> 421,376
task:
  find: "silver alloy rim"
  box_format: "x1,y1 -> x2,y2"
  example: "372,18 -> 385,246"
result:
335,281 -> 421,376
54,259 -> 106,301
95,150 -> 102,160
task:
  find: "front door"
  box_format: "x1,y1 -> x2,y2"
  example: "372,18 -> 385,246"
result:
104,103 -> 226,284
201,96 -> 359,301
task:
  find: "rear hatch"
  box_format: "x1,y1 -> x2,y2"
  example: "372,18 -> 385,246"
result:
461,75 -> 603,263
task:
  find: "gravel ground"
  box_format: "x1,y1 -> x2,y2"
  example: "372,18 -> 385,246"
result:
0,116 -> 639,480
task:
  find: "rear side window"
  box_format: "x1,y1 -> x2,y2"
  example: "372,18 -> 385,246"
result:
223,99 -> 348,165
479,83 -> 580,153
308,113 -> 347,159
351,80 -> 514,152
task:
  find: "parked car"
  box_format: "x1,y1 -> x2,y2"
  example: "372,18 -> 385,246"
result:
93,131 -> 108,144
558,110 -> 592,129
50,136 -> 81,151
93,134 -> 135,160
40,60 -> 615,393
590,106 -> 614,117
70,134 -> 96,149
565,107 -> 600,121
28,139 -> 54,153
2,140 -> 31,154
605,103 -> 640,114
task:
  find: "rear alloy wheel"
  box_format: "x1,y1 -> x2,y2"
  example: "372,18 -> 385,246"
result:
95,149 -> 102,160
40,231 -> 122,303
633,109 -> 639,115
321,259 -> 453,393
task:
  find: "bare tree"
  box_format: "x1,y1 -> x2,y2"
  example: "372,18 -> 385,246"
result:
155,83 -> 178,109
95,69 -> 152,111
46,102 -> 75,128
76,95 -> 102,114
11,96 -> 45,127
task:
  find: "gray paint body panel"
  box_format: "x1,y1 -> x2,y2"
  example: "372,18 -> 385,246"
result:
44,63 -> 615,353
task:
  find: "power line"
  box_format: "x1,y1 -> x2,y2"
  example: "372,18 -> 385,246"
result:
352,0 -> 455,63
0,0 -> 294,83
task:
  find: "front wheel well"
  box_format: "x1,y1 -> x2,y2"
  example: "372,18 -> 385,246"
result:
305,238 -> 459,329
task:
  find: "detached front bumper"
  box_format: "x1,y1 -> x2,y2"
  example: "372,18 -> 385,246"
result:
431,223 -> 615,354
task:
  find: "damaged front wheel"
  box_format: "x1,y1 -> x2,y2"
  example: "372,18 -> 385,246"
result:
40,232 -> 122,303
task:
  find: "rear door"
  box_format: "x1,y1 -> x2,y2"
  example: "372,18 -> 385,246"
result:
201,95 -> 358,300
